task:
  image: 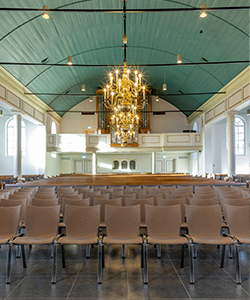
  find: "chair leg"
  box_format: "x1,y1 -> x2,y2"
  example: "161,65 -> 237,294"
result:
52,243 -> 57,284
86,245 -> 90,258
98,244 -> 103,284
102,245 -> 105,268
61,245 -> 65,268
157,244 -> 161,258
143,244 -> 148,284
193,244 -> 197,258
122,244 -> 125,258
6,244 -> 12,284
220,245 -> 226,268
21,245 -> 27,268
188,244 -> 195,284
51,244 -> 54,258
16,245 -> 21,258
181,244 -> 185,268
235,243 -> 241,284
141,245 -> 144,268
229,245 -> 233,259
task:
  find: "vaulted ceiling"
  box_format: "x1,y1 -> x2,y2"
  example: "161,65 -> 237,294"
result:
0,0 -> 249,117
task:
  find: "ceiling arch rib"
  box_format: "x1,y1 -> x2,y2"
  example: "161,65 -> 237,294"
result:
0,0 -> 249,117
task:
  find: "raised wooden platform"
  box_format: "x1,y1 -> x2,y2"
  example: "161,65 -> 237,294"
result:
10,173 -> 239,187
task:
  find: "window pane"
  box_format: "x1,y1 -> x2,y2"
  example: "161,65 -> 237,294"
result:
113,160 -> 119,170
130,160 -> 136,170
121,161 -> 127,169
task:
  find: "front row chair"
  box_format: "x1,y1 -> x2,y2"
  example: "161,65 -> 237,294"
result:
143,204 -> 188,284
0,206 -> 21,283
7,205 -> 60,284
55,205 -> 101,283
99,205 -> 142,283
185,204 -> 236,284
224,204 -> 250,284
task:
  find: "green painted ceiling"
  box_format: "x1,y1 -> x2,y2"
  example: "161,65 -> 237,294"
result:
0,0 -> 249,117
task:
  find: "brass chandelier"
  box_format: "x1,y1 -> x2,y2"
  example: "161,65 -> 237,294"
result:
103,0 -> 147,146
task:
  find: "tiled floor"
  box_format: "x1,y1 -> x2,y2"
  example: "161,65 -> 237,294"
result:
0,243 -> 249,300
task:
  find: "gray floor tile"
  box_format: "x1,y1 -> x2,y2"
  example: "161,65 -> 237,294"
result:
128,274 -> 190,299
181,275 -> 249,298
68,275 -> 128,298
6,275 -> 76,299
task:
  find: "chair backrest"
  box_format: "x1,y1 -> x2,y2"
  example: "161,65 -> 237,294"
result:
59,192 -> 82,204
146,204 -> 182,237
0,190 -> 10,198
25,205 -> 60,238
93,198 -> 122,223
157,198 -> 186,222
33,195 -> 58,201
191,192 -> 216,199
90,193 -> 109,205
186,204 -> 223,238
225,204 -> 250,238
39,186 -> 56,191
0,199 -> 26,222
112,191 -> 124,197
62,198 -> 90,216
85,191 -> 101,200
75,186 -> 92,191
36,190 -> 57,196
142,185 -> 159,190
166,193 -> 188,201
93,186 -> 108,192
195,185 -> 212,192
9,194 -> 29,204
0,206 -> 21,238
113,186 -> 125,191
221,198 -> 249,221
31,198 -> 58,207
105,205 -> 141,237
125,198 -> 154,224
64,205 -> 100,238
188,198 -> 218,206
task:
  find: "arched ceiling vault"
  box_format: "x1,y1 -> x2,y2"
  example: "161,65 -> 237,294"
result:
0,0 -> 249,117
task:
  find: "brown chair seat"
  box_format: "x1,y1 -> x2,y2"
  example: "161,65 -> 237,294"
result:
148,236 -> 187,245
58,236 -> 98,245
103,236 -> 142,245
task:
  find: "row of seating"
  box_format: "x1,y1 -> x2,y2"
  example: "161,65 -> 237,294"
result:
0,202 -> 248,285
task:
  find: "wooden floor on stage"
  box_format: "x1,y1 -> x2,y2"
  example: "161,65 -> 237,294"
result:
17,173 -> 233,186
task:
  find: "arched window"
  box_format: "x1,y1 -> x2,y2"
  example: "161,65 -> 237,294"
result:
129,160 -> 136,170
51,121 -> 57,134
121,160 -> 128,169
112,160 -> 119,170
235,117 -> 245,155
6,118 -> 25,156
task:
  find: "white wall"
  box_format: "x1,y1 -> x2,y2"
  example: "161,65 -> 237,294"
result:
151,98 -> 189,133
58,152 -> 191,174
45,152 -> 60,177
0,111 -> 46,175
60,97 -> 190,134
60,98 -> 97,134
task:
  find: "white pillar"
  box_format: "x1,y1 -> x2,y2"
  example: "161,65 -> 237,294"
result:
92,152 -> 97,175
152,152 -> 156,174
227,111 -> 237,177
13,113 -> 23,181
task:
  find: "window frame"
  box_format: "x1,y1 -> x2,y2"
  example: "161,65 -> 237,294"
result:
235,116 -> 245,156
6,118 -> 26,157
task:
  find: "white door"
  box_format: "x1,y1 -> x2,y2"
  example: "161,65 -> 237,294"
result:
86,160 -> 92,173
75,160 -> 83,173
166,160 -> 173,172
156,159 -> 163,173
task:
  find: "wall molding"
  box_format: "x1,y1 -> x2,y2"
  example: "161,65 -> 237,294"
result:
0,67 -> 61,124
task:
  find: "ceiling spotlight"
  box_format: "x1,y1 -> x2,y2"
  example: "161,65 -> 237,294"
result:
89,97 -> 93,102
177,54 -> 182,64
163,83 -> 167,91
67,56 -> 73,65
81,84 -> 85,92
200,4 -> 207,18
42,5 -> 50,19
156,96 -> 159,102
0,110 -> 3,116
122,34 -> 128,45
247,109 -> 250,116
